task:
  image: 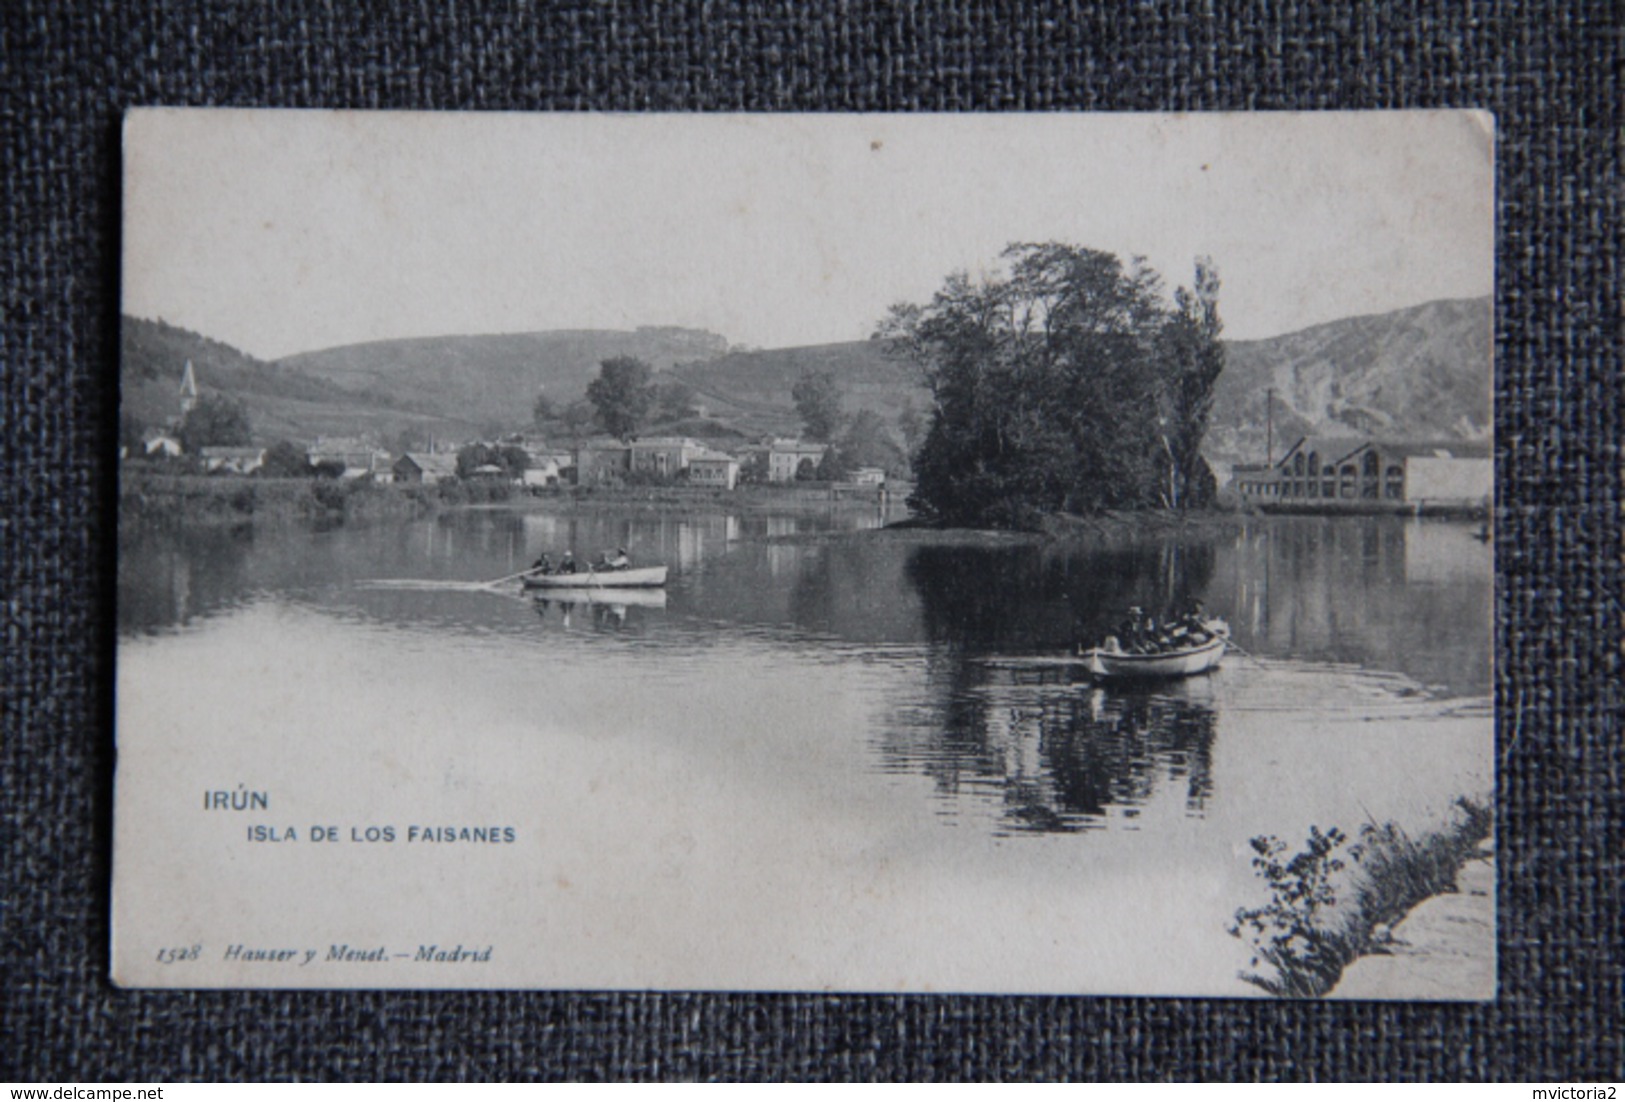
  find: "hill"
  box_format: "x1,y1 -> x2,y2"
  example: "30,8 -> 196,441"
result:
1206,296 -> 1492,473
666,340 -> 929,438
121,316 -> 481,445
124,296 -> 1491,465
662,299 -> 1491,467
276,327 -> 731,428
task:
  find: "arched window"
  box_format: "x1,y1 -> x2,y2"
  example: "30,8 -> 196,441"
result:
1293,452 -> 1306,476
1385,464 -> 1405,500
1322,464 -> 1337,498
1362,450 -> 1381,499
1340,464 -> 1358,499
1306,453 -> 1320,496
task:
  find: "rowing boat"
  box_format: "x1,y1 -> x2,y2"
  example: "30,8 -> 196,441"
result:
1080,620 -> 1229,679
520,565 -> 668,589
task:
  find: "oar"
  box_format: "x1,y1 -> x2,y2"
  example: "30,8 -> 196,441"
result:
1220,635 -> 1268,667
481,566 -> 543,588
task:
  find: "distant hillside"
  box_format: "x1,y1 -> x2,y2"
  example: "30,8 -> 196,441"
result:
125,296 -> 1491,462
1206,296 -> 1492,473
277,327 -> 731,427
667,340 -> 929,438
664,298 -> 1491,463
121,317 -> 480,444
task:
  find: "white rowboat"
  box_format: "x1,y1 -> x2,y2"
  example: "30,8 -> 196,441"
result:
521,565 -> 668,589
1080,620 -> 1229,679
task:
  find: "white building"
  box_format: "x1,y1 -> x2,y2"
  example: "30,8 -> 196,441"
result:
767,439 -> 828,482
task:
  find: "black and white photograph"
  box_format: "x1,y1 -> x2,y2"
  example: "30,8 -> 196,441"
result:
114,109 -> 1494,998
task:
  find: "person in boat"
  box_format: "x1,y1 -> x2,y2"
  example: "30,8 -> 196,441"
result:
601,547 -> 631,571
1173,598 -> 1213,646
1109,607 -> 1149,654
557,550 -> 577,574
529,552 -> 553,576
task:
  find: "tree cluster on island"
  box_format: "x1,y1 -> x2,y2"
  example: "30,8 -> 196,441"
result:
876,242 -> 1226,529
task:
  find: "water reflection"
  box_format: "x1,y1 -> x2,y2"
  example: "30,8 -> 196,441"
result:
118,526 -> 256,631
904,540 -> 1218,651
530,591 -> 667,633
120,509 -> 1488,838
878,655 -> 1218,834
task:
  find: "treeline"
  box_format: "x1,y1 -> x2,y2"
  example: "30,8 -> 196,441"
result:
876,243 -> 1226,529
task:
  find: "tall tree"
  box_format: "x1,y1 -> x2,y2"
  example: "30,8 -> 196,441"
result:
178,393 -> 253,453
791,370 -> 843,442
895,399 -> 925,459
560,399 -> 596,445
875,242 -> 1223,528
532,390 -> 556,429
586,356 -> 656,441
1155,259 -> 1226,508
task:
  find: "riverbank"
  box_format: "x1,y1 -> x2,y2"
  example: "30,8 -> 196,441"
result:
1231,796 -> 1495,999
1330,838 -> 1495,1000
120,471 -> 433,530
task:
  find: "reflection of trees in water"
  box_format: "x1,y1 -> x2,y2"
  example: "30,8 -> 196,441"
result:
1042,689 -> 1216,824
904,539 -> 1218,651
784,542 -> 925,642
880,656 -> 1217,833
118,527 -> 254,633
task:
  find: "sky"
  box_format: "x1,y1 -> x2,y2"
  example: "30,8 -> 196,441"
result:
123,110 -> 1494,361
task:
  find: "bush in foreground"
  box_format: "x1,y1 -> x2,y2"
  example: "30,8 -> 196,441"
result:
1229,797 -> 1493,998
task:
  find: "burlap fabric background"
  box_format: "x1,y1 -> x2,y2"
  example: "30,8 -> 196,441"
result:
2,1 -> 1619,1082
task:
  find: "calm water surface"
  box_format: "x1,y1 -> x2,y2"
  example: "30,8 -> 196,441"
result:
118,506 -> 1493,993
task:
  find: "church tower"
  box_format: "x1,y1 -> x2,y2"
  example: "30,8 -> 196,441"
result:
179,360 -> 199,417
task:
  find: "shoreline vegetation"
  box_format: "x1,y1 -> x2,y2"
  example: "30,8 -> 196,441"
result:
118,469 -> 916,530
120,467 -> 1266,534
1230,796 -> 1495,998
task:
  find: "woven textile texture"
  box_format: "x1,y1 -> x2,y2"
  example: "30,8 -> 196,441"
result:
2,0 -> 1619,1082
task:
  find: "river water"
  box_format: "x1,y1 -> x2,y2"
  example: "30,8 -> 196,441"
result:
116,506 -> 1493,995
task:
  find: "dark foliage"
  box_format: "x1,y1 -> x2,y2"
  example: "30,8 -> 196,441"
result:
791,370 -> 844,442
455,442 -> 529,480
177,393 -> 253,452
586,356 -> 657,441
1229,798 -> 1494,998
877,243 -> 1225,528
259,440 -> 313,478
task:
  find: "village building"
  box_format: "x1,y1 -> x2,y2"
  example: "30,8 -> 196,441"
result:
142,430 -> 183,458
392,452 -> 459,485
198,446 -> 266,475
309,437 -> 393,481
767,438 -> 829,482
850,466 -> 887,486
573,438 -> 632,485
686,449 -> 740,490
629,436 -> 707,479
1233,437 -> 1492,513
520,446 -> 572,488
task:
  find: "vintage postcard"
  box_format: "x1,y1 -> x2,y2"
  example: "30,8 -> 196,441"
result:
114,109 -> 1495,996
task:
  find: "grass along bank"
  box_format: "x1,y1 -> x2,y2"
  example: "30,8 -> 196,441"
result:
1229,796 -> 1495,998
120,471 -> 436,530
